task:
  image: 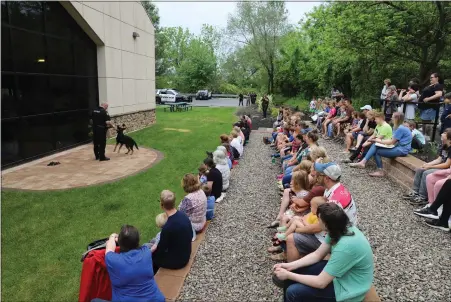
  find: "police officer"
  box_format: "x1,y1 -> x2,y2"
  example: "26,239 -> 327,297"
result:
91,103 -> 113,161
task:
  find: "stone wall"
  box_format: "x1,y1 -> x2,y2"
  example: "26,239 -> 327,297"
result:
108,109 -> 156,138
382,155 -> 425,190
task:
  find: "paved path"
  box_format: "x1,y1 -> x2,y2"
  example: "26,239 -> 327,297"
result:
193,97 -> 240,107
179,130 -> 282,301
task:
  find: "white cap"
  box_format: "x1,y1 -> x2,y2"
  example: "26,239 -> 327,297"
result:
360,105 -> 372,111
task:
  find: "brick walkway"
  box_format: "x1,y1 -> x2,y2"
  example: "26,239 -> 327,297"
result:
1,144 -> 163,191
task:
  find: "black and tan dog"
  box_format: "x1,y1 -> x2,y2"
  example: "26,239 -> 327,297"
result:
113,124 -> 139,155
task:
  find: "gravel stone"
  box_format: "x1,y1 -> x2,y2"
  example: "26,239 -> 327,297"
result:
179,125 -> 451,301
178,130 -> 282,302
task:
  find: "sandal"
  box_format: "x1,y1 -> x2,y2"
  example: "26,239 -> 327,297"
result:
276,233 -> 287,241
270,252 -> 287,261
267,220 -> 280,229
276,226 -> 287,232
267,245 -> 282,253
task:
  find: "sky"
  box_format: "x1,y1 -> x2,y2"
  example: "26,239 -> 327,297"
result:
156,1 -> 321,35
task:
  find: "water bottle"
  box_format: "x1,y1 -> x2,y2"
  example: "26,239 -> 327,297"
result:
272,157 -> 275,164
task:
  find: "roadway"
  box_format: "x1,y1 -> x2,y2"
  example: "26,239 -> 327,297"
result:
192,97 -> 241,107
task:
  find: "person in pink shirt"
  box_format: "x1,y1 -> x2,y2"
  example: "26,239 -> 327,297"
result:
425,168 -> 451,205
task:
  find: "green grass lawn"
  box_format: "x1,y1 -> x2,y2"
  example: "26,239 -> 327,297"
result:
1,107 -> 236,302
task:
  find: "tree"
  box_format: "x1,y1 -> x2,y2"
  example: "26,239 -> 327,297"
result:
227,1 -> 290,94
141,1 -> 160,29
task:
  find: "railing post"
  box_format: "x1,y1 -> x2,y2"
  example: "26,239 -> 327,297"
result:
432,103 -> 441,142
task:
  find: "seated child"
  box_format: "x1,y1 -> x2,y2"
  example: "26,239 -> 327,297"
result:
404,120 -> 426,153
145,213 -> 168,252
198,163 -> 209,184
275,195 -> 326,241
202,184 -> 216,220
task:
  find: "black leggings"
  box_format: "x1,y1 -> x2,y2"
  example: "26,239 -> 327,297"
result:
429,179 -> 451,225
411,137 -> 425,150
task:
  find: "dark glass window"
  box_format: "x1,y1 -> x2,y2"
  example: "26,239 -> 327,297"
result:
1,75 -> 18,118
19,114 -> 55,158
44,2 -> 72,39
47,37 -> 74,75
1,25 -> 12,71
8,1 -> 44,32
16,74 -> 52,116
1,1 -> 98,167
2,119 -> 22,166
11,29 -> 46,74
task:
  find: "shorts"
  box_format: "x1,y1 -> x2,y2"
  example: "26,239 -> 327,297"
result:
420,108 -> 437,121
293,233 -> 322,255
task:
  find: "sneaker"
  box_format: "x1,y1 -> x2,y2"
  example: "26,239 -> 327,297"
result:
413,207 -> 439,219
409,196 -> 428,206
402,192 -> 418,200
424,218 -> 450,232
215,193 -> 226,203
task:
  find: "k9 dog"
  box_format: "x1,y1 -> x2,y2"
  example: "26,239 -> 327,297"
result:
113,124 -> 139,155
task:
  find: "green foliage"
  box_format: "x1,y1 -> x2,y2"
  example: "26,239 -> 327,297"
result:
1,107 -> 236,301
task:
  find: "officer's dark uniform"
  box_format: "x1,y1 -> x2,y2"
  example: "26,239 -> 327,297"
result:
91,106 -> 111,160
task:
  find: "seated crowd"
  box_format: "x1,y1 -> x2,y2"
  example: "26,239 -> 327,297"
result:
82,115 -> 253,302
265,99 -> 450,301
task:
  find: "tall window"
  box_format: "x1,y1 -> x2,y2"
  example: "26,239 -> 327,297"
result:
1,1 -> 98,167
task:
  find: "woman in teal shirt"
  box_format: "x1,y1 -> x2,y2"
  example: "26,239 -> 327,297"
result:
350,112 -> 412,177
273,203 -> 374,302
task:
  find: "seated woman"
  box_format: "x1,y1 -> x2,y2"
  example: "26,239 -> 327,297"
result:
350,112 -> 411,177
425,167 -> 451,206
179,174 -> 208,233
272,203 -> 374,302
414,176 -> 451,232
105,225 -> 165,302
152,190 -> 193,272
344,112 -> 367,153
322,100 -> 341,137
316,101 -> 335,131
230,130 -> 243,158
216,145 -> 232,169
213,149 -> 231,191
345,111 -> 390,163
283,130 -> 319,177
234,125 -> 245,146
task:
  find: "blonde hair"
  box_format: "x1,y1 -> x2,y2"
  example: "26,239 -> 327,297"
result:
297,160 -> 312,173
291,170 -> 310,192
233,126 -> 241,133
230,130 -> 238,138
309,146 -> 327,162
198,163 -> 208,175
182,173 -> 201,193
155,213 -> 168,228
374,111 -> 385,119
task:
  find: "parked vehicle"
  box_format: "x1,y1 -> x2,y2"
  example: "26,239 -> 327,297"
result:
195,90 -> 212,100
156,89 -> 192,104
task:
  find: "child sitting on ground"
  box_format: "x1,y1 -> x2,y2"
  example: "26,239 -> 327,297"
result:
202,184 -> 216,221
278,170 -> 311,229
198,163 -> 209,184
275,196 -> 327,241
404,120 -> 426,153
145,213 -> 168,252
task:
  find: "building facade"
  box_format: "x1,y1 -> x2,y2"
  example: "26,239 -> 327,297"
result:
1,1 -> 156,167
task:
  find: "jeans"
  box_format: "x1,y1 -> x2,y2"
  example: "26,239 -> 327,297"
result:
91,299 -> 109,302
327,123 -> 334,137
282,154 -> 293,161
282,173 -> 292,187
412,168 -> 439,199
420,108 -> 436,121
363,144 -> 407,169
429,179 -> 451,225
284,260 -> 335,302
285,165 -> 294,175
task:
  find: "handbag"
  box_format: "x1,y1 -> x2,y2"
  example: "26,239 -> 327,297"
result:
81,238 -> 114,262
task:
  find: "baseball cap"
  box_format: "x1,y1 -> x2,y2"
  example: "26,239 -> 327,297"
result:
301,129 -> 309,134
360,105 -> 372,111
314,162 -> 342,181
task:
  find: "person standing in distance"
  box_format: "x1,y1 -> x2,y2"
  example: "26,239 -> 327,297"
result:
262,94 -> 270,119
238,93 -> 244,106
91,102 -> 113,161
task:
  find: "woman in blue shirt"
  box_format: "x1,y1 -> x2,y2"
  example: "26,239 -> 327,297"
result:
104,225 -> 165,302
350,112 -> 412,177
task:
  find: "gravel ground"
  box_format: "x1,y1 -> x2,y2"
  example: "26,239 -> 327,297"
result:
178,130 -> 283,302
179,124 -> 451,302
320,138 -> 451,302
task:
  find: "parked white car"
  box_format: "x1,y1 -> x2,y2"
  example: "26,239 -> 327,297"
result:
156,89 -> 192,104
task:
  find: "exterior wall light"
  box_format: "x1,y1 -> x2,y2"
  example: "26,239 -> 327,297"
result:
132,32 -> 140,39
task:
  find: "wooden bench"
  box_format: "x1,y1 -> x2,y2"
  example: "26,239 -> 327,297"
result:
154,221 -> 209,301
